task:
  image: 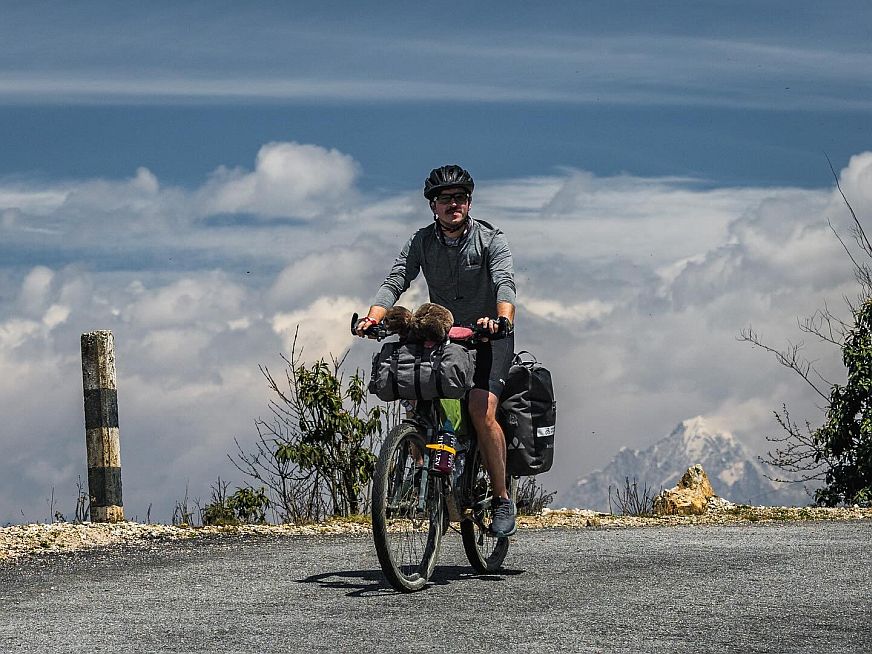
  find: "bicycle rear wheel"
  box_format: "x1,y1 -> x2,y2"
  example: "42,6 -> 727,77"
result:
460,445 -> 518,573
372,422 -> 444,592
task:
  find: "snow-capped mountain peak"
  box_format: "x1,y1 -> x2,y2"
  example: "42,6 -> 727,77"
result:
560,416 -> 808,510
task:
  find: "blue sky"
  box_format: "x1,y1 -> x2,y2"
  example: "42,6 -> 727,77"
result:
1,2 -> 871,522
2,1 -> 870,188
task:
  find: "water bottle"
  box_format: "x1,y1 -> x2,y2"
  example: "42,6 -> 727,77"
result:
428,419 -> 457,476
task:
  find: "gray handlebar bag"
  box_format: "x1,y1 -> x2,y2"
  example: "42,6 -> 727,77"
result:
369,341 -> 477,401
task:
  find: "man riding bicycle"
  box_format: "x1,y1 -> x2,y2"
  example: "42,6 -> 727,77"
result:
355,164 -> 517,537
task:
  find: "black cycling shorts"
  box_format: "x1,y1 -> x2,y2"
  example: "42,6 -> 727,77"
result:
472,333 -> 514,397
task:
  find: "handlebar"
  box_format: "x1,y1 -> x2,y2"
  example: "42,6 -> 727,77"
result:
350,312 -> 392,340
351,312 -> 510,343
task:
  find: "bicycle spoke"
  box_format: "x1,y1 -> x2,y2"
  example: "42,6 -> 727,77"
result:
461,446 -> 513,573
372,424 -> 444,592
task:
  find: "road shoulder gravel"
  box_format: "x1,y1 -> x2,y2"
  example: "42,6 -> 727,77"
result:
3,505 -> 870,563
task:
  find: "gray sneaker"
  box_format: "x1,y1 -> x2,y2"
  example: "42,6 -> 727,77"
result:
490,497 -> 517,537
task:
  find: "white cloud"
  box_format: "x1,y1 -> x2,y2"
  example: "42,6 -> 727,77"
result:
268,248 -> 374,306
835,151 -> 872,216
131,167 -> 160,194
19,266 -> 55,316
665,188 -> 850,310
482,172 -> 775,269
522,297 -> 613,325
0,188 -> 68,214
42,304 -> 70,329
271,295 -> 362,362
123,275 -> 247,329
199,142 -> 360,220
60,167 -> 166,215
0,317 -> 42,352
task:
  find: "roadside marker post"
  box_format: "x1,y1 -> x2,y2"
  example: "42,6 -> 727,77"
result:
80,330 -> 124,523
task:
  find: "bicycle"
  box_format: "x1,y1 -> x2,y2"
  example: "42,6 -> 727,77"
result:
352,314 -> 519,592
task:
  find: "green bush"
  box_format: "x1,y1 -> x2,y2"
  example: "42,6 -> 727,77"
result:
231,331 -> 388,523
812,299 -> 872,506
227,487 -> 270,524
202,477 -> 270,526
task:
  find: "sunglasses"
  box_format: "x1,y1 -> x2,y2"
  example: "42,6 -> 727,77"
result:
434,192 -> 470,205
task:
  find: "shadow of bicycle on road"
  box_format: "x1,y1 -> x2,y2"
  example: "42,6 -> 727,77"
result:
298,565 -> 525,598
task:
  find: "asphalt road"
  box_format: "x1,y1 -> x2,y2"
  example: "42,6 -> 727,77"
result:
1,521 -> 870,654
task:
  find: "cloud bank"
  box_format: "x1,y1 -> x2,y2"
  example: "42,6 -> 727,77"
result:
0,142 -> 868,522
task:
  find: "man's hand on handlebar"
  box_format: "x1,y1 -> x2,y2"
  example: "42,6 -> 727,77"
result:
354,316 -> 379,337
474,316 -> 513,339
352,306 -> 388,338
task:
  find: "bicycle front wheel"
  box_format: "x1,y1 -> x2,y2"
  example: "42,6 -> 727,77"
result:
371,422 -> 444,592
460,446 -> 518,573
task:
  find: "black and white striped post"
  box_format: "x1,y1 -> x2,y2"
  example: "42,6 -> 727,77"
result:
81,330 -> 124,523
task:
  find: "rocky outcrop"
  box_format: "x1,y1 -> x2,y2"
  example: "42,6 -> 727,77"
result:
653,464 -> 717,516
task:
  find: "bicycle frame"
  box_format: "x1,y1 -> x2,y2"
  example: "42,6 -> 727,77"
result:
398,396 -> 482,523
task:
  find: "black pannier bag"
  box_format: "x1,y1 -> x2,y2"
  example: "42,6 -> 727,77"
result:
369,341 -> 477,402
498,351 -> 557,476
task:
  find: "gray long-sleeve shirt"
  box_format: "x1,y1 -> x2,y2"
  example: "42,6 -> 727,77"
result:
372,218 -> 515,325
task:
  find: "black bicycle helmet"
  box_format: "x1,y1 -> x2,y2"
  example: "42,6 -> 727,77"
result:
423,164 -> 475,200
